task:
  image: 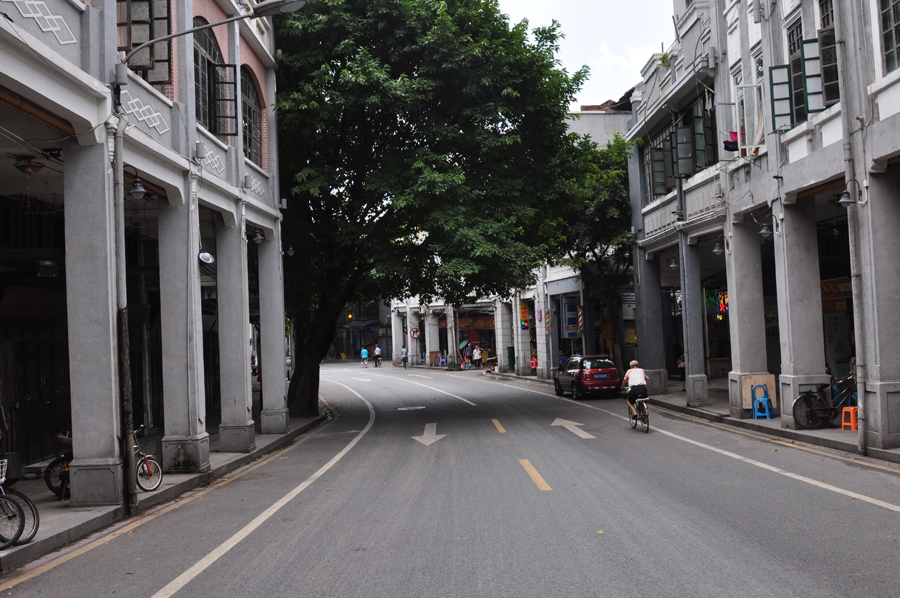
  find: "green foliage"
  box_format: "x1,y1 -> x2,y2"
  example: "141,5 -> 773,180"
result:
276,0 -> 594,374
558,132 -> 635,310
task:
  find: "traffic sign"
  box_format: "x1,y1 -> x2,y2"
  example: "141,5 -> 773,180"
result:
409,327 -> 420,339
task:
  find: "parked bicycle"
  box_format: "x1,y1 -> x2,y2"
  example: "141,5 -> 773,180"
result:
0,460 -> 26,550
134,426 -> 163,492
793,371 -> 857,430
628,398 -> 650,433
0,455 -> 39,545
44,432 -> 73,500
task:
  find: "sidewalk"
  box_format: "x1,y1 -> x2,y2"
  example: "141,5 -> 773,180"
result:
0,410 -> 328,572
484,369 -> 900,466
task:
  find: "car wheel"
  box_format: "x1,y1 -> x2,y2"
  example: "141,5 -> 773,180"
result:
572,383 -> 583,399
554,380 -> 563,396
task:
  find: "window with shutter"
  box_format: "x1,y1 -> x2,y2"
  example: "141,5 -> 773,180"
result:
818,28 -> 839,105
769,65 -> 793,131
674,126 -> 694,178
788,18 -> 807,125
241,68 -> 264,165
116,0 -> 171,86
883,0 -> 900,74
213,64 -> 238,137
802,38 -> 826,114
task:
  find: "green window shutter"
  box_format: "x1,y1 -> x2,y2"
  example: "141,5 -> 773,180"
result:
802,38 -> 826,113
650,148 -> 667,195
769,65 -> 794,132
674,126 -> 694,178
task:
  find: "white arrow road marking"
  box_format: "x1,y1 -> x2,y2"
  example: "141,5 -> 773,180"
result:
351,377 -> 371,382
412,423 -> 446,446
551,418 -> 596,439
408,374 -> 432,379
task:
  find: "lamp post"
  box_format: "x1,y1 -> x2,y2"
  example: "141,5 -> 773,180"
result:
111,0 -> 307,512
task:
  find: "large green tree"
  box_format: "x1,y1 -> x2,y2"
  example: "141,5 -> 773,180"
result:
276,0 -> 598,416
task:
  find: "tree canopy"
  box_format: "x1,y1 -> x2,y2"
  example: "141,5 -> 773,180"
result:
276,0 -> 602,415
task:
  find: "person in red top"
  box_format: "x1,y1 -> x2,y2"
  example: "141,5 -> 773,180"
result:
622,360 -> 649,418
530,355 -> 538,375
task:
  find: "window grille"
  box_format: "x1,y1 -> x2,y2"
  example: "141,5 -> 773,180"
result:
241,67 -> 263,165
116,0 -> 171,86
787,18 -> 807,125
193,19 -> 237,137
881,0 -> 900,73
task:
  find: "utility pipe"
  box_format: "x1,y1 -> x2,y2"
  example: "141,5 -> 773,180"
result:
833,4 -> 866,454
114,116 -> 138,510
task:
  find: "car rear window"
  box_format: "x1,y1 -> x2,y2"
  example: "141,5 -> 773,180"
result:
582,359 -> 615,370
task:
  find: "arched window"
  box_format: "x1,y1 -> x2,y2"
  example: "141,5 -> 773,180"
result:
193,17 -> 224,134
241,67 -> 263,166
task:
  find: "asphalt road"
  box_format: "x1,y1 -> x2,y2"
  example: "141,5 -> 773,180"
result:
4,363 -> 900,597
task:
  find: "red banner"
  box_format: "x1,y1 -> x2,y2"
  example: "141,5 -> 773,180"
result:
458,317 -> 495,330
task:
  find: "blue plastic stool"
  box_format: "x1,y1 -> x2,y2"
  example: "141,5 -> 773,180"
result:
752,384 -> 773,419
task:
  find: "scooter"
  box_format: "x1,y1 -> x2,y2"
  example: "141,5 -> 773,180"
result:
43,433 -> 72,500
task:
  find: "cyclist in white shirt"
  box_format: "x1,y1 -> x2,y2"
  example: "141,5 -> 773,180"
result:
622,360 -> 649,418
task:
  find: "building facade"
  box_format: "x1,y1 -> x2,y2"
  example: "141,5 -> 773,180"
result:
0,0 -> 289,505
629,0 -> 900,450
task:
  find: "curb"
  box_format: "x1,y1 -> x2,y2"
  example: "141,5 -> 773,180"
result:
0,413 -> 328,572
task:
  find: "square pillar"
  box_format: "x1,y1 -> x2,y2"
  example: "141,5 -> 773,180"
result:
215,218 -> 255,452
535,273 -> 551,380
495,301 -> 513,372
63,138 -> 123,506
391,310 -> 405,364
514,295 -> 531,376
634,251 -> 667,394
681,238 -> 708,406
424,310 -> 440,365
773,199 -> 830,427
157,173 -> 210,473
548,295 -> 561,375
258,223 -> 288,433
726,220 -> 771,417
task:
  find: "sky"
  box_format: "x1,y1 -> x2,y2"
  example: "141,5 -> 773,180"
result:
495,0 -> 675,109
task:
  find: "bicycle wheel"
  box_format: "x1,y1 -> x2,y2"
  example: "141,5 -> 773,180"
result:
628,402 -> 637,429
792,392 -> 815,429
135,458 -> 163,492
640,403 -> 650,433
809,394 -> 832,429
0,496 -> 25,550
4,488 -> 38,545
44,457 -> 70,499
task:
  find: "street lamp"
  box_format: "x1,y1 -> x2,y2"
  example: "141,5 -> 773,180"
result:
838,178 -> 863,208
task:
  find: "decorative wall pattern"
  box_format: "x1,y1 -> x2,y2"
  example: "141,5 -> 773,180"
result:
247,174 -> 264,196
120,90 -> 170,135
202,149 -> 225,174
2,0 -> 76,44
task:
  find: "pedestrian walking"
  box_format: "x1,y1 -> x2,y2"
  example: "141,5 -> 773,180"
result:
374,344 -> 382,367
530,355 -> 538,375
361,347 -> 369,368
400,345 -> 408,369
471,345 -> 482,369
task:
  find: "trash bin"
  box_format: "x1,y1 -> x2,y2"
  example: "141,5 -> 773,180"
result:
507,346 -> 515,372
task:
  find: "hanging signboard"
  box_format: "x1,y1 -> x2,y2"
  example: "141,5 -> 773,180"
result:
562,302 -> 579,339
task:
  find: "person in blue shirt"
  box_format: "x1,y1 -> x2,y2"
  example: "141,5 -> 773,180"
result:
361,347 -> 369,368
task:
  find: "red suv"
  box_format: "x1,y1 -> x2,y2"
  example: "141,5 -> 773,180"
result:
554,355 -> 620,398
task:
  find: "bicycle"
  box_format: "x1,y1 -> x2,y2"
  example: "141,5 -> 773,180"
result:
628,398 -> 650,433
44,432 -> 73,500
0,455 -> 39,545
0,461 -> 25,550
134,426 -> 163,492
792,371 -> 857,430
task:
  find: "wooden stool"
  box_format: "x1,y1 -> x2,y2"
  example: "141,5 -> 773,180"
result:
842,406 -> 859,431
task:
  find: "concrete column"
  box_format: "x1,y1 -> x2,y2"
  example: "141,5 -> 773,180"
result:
726,220 -> 770,417
773,199 -> 829,427
157,172 -> 210,473
635,252 -> 667,394
495,301 -> 513,372
215,218 -> 255,452
858,170 -> 900,448
548,295 -> 561,375
258,224 -> 288,433
63,139 -> 123,506
391,310 -> 404,364
515,295 -> 531,376
535,273 -> 551,379
680,238 -> 708,406
580,288 -> 597,355
424,310 -> 440,365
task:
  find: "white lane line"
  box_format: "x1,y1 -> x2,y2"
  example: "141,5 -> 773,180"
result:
484,378 -> 900,514
374,374 -> 476,406
408,374 -> 433,379
351,377 -> 371,382
149,381 -> 376,598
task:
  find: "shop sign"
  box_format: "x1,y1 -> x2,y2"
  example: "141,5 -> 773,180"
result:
821,278 -> 852,300
562,303 -> 578,338
519,301 -> 529,321
625,324 -> 636,345
458,317 -> 495,330
822,299 -> 848,315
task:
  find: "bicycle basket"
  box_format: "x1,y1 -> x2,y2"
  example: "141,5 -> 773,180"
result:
0,459 -> 7,483
2,453 -> 22,481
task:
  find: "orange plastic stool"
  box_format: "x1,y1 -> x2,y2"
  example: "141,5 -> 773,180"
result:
842,407 -> 859,431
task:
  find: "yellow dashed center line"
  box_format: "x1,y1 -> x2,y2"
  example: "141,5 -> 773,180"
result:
519,459 -> 551,491
492,419 -> 506,433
